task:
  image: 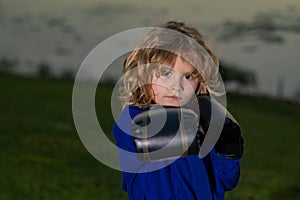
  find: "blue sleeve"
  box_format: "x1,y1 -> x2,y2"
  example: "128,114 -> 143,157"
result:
203,148 -> 241,199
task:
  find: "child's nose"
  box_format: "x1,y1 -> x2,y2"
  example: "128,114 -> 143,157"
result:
170,76 -> 184,92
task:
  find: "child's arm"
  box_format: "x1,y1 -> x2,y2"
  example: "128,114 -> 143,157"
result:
194,94 -> 244,196
203,148 -> 241,199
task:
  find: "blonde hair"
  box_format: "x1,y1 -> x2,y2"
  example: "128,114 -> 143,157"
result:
120,21 -> 221,108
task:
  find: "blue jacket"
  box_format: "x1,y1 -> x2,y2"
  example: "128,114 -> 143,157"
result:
112,105 -> 241,200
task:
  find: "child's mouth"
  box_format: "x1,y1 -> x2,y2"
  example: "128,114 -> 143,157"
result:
166,96 -> 181,100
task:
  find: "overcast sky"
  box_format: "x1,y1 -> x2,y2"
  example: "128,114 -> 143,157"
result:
1,0 -> 300,98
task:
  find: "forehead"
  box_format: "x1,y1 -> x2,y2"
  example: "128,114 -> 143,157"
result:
162,56 -> 197,74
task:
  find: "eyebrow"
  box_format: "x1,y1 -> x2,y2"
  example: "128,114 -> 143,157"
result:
182,68 -> 199,76
158,61 -> 199,76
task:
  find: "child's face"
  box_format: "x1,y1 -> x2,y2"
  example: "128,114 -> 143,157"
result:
151,56 -> 199,107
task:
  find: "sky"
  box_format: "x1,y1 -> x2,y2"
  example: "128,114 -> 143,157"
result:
1,0 -> 300,99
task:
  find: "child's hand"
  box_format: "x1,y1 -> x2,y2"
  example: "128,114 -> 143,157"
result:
189,94 -> 244,160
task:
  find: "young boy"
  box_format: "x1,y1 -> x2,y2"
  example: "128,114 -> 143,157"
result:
112,21 -> 243,200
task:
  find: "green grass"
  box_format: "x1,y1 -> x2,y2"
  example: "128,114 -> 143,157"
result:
0,72 -> 126,200
225,94 -> 300,200
1,71 -> 300,199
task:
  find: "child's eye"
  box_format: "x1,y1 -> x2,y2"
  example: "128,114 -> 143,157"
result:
185,74 -> 196,80
161,70 -> 172,77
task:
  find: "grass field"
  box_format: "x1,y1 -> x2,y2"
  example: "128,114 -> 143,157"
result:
1,71 -> 299,200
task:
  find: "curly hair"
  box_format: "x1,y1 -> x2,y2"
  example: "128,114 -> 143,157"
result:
119,21 -> 221,108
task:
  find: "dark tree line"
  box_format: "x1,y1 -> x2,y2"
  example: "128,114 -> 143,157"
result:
216,8 -> 300,44
219,61 -> 257,91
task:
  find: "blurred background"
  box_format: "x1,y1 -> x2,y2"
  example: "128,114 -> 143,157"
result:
1,0 -> 300,99
1,0 -> 300,199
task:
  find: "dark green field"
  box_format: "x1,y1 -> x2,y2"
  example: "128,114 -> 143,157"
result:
1,71 -> 299,200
